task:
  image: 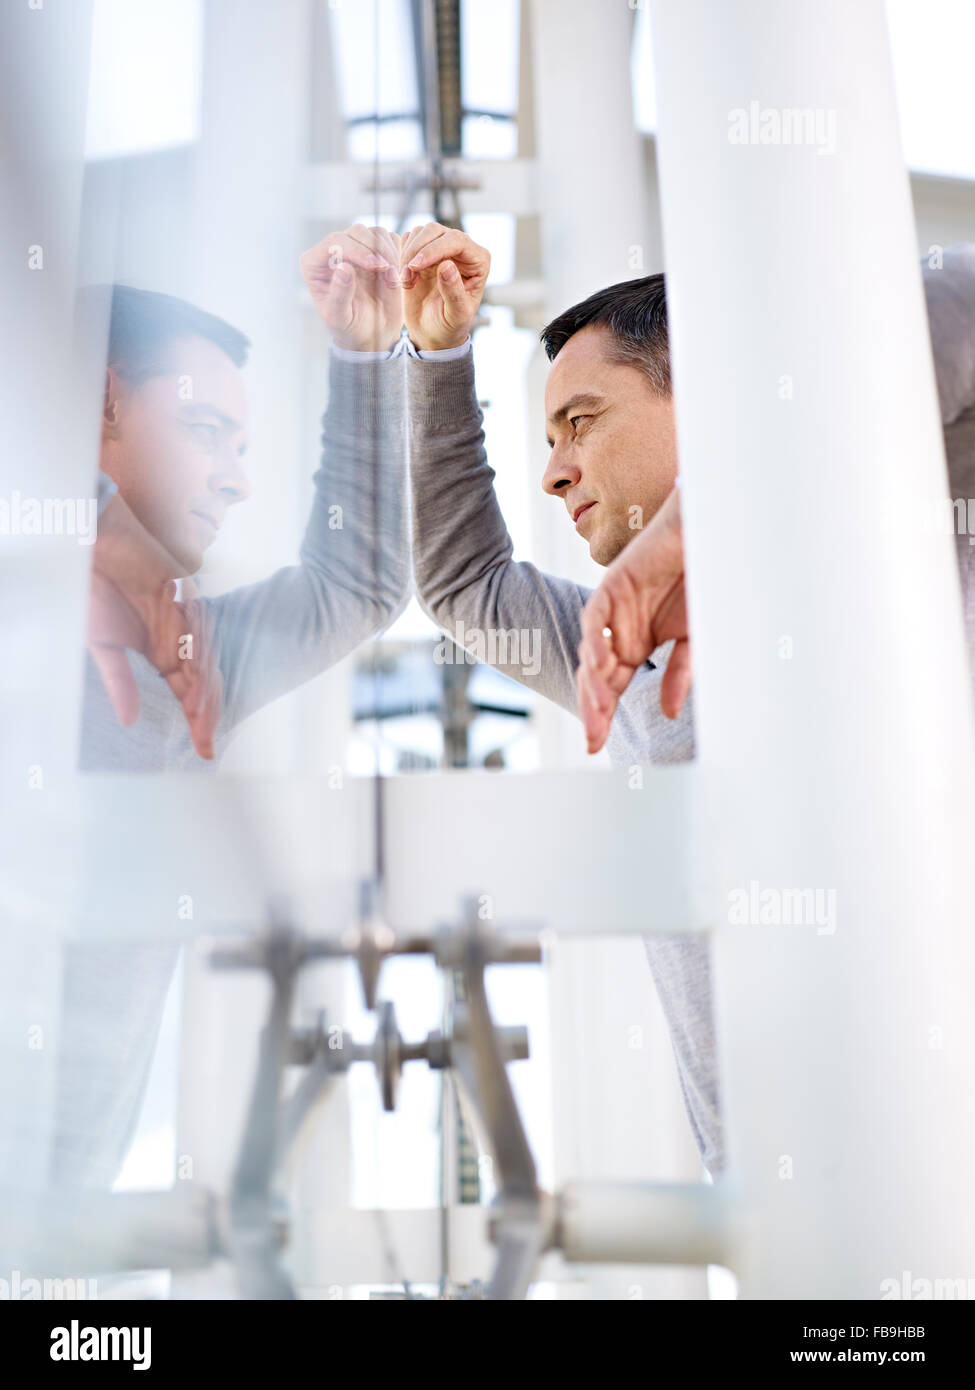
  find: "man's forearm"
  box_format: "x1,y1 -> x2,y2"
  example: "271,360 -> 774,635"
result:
208,352 -> 409,725
407,350 -> 597,711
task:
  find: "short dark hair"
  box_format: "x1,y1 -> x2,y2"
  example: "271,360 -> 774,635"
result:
540,274 -> 670,396
76,283 -> 250,383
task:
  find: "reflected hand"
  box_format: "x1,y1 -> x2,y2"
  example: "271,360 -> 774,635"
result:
300,224 -> 403,352
576,486 -> 689,753
88,493 -> 222,759
400,223 -> 490,351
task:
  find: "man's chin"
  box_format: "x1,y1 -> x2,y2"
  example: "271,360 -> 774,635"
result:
589,530 -> 626,567
163,537 -> 204,580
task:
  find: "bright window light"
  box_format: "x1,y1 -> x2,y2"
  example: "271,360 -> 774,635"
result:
348,118 -> 424,163
461,0 -> 519,116
886,0 -> 975,180
85,0 -> 202,161
329,0 -> 418,123
633,0 -> 975,182
462,113 -> 517,160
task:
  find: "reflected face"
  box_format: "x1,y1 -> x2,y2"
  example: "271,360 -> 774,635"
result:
543,325 -> 677,566
102,335 -> 250,576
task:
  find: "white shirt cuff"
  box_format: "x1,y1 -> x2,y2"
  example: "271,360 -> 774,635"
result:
330,335 -> 473,362
408,336 -> 472,361
330,337 -> 408,362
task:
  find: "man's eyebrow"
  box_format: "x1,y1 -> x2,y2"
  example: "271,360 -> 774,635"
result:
545,392 -> 606,447
181,401 -> 245,435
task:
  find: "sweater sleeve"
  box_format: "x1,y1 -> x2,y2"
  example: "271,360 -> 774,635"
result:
205,351 -> 409,727
921,242 -> 975,428
407,348 -> 593,715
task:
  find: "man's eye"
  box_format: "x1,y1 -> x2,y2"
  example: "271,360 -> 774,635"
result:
570,415 -> 587,429
190,422 -> 220,445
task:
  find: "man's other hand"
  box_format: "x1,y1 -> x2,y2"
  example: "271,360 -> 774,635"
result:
88,493 -> 222,760
577,486 -> 689,752
400,223 -> 490,351
301,224 -> 403,352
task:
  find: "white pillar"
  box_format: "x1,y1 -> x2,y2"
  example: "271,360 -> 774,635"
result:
527,1 -> 705,1298
650,0 -> 975,1296
0,0 -> 94,1192
528,0 -> 653,591
172,0 -> 353,1288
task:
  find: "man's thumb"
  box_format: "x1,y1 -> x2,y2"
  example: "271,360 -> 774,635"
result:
438,260 -> 468,319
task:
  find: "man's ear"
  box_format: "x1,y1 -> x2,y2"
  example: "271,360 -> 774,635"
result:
103,367 -> 122,437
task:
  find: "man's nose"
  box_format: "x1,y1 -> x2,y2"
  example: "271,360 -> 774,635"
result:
541,446 -> 581,498
211,452 -> 251,505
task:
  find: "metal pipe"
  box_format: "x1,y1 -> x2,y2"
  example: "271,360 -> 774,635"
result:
559,1181 -> 734,1268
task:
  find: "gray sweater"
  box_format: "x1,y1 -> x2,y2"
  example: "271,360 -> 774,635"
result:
408,245 -> 975,1177
49,355 -> 408,1191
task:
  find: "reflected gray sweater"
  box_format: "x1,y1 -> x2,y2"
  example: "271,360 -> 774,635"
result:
408,245 -> 975,1176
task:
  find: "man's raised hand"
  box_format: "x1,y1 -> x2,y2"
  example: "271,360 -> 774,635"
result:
576,486 -> 690,753
300,224 -> 403,352
400,223 -> 490,351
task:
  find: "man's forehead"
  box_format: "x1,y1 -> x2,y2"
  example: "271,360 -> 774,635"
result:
159,336 -> 248,420
544,325 -> 614,407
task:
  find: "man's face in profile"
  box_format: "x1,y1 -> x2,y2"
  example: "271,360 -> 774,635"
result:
102,335 -> 250,576
542,324 -> 678,566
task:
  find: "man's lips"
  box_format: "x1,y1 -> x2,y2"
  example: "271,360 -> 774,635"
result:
191,510 -> 220,536
572,501 -> 596,528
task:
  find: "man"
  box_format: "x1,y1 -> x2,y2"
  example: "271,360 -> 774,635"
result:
575,243 -> 975,1174
53,225 -> 410,1191
400,226 -> 722,1174
580,245 -> 975,740
407,228 -> 975,1178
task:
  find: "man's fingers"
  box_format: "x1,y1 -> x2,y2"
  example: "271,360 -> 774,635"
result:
346,223 -> 396,267
89,644 -> 140,727
361,225 -> 402,269
302,231 -> 388,275
437,260 -> 471,321
400,222 -> 447,264
178,643 -> 220,758
405,228 -> 465,269
660,638 -> 692,720
179,600 -> 221,757
190,654 -> 223,760
403,225 -> 488,280
579,652 -> 611,713
579,582 -> 611,645
577,662 -> 613,754
156,604 -> 220,759
322,264 -> 357,332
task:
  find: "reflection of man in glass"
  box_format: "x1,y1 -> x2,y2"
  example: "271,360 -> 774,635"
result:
57,226 -> 408,1191
82,223 -> 408,770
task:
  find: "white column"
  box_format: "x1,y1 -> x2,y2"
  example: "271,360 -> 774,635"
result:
173,0 -> 353,1286
186,0 -> 331,776
0,0 -> 95,1192
525,1 -> 706,1300
650,0 -> 975,1296
525,1 -> 654,774
527,0 -> 653,592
